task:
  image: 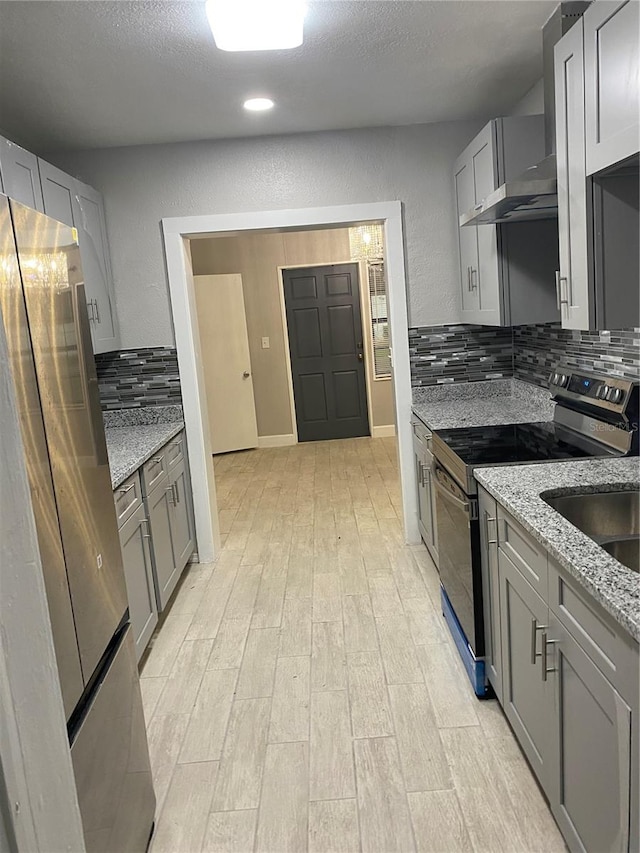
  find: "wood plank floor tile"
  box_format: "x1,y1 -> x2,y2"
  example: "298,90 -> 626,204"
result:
251,576 -> 286,629
375,615 -> 423,684
417,643 -> 479,728
312,572 -> 342,622
308,800 -> 360,853
139,676 -> 167,723
354,737 -> 415,853
309,690 -> 355,801
286,557 -> 313,599
145,713 -> 191,813
269,655 -> 311,743
235,627 -> 280,699
407,790 -> 473,853
178,668 -> 238,764
224,564 -> 263,620
154,638 -> 213,715
368,575 -> 403,617
141,612 -> 194,678
346,651 -> 394,738
343,594 -> 378,653
150,760 -> 217,853
402,597 -> 447,646
279,596 -> 312,657
211,697 -> 271,812
255,742 -> 309,853
311,621 -> 347,692
388,682 -> 452,793
203,810 -> 258,853
207,617 -> 251,671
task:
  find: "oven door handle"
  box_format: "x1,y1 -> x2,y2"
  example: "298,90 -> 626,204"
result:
432,467 -> 471,514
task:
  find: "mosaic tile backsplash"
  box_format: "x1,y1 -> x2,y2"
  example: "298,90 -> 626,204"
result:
513,324 -> 640,388
408,324 -> 514,385
94,347 -> 182,410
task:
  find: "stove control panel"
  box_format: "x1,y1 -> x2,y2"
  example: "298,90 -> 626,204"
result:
549,368 -> 634,412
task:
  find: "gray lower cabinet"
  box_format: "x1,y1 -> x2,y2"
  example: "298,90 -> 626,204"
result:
118,502 -> 158,662
548,610 -> 634,853
478,487 -> 501,701
412,419 -> 438,564
499,547 -> 553,791
480,496 -> 639,852
143,435 -> 196,611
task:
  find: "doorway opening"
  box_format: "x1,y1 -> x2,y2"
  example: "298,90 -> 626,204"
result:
161,202 -> 417,563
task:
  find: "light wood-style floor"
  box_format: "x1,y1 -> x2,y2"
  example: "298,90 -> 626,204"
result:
141,437 -> 566,853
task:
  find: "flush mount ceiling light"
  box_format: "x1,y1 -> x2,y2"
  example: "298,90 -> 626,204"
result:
205,0 -> 306,51
243,97 -> 275,111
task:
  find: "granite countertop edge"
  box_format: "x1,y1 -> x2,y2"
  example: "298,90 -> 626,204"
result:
106,421 -> 185,489
475,459 -> 640,642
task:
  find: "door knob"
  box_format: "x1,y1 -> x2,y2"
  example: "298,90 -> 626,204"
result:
357,353 -> 363,361
243,371 -> 251,378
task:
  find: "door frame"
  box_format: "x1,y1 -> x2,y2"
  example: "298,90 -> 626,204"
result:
278,259 -> 378,445
162,202 -> 417,562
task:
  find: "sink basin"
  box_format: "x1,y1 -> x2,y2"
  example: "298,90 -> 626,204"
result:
543,490 -> 639,540
601,537 -> 640,574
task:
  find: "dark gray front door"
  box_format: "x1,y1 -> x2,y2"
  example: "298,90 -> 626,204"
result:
283,263 -> 370,442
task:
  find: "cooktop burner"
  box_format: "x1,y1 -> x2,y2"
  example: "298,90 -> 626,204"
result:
435,421 -> 603,467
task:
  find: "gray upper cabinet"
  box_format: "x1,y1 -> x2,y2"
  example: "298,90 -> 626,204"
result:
584,0 -> 640,176
0,136 -> 44,211
71,180 -> 120,354
555,10 -> 639,331
454,117 -> 559,327
554,18 -> 591,330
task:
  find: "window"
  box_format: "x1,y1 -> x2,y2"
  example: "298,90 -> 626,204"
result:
367,260 -> 391,379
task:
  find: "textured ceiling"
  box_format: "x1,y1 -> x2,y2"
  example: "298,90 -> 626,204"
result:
0,1 -> 555,153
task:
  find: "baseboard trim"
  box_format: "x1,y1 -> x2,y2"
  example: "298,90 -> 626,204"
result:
257,434 -> 297,448
372,424 -> 396,438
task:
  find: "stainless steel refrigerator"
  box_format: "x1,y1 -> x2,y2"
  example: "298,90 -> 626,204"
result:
0,195 -> 155,851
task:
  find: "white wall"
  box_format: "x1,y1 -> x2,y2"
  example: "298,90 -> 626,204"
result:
49,120 -> 483,349
509,77 -> 544,116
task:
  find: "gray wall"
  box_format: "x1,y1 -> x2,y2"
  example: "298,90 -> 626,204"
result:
49,120 -> 483,349
509,77 -> 544,116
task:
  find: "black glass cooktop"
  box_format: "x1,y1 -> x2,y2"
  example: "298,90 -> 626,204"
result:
436,422 -> 605,467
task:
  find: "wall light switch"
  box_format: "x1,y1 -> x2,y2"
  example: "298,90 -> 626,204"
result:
261,336 -> 270,349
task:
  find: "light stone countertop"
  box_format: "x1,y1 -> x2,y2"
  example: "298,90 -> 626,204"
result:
475,457 -> 640,642
411,378 -> 555,431
103,406 -> 184,489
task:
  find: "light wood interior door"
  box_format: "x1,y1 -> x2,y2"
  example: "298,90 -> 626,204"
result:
194,274 -> 258,454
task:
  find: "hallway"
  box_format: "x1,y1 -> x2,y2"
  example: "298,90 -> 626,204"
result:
140,437 -> 565,853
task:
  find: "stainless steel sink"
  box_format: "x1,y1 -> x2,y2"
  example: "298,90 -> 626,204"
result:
601,538 -> 640,574
543,490 -> 639,539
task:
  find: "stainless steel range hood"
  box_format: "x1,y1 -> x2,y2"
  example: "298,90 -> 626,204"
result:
461,2 -> 590,227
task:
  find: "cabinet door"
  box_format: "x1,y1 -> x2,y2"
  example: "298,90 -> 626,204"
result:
471,123 -> 502,325
0,137 -> 44,211
499,548 -> 552,790
147,481 -> 179,611
39,159 -> 76,227
548,612 -> 633,853
169,460 -> 196,572
454,158 -> 480,318
423,462 -> 438,563
584,0 -> 640,175
555,19 -> 592,331
479,488 -> 502,701
119,505 -> 158,661
71,181 -> 120,353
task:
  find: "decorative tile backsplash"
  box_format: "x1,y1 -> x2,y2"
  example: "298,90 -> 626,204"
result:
94,347 -> 182,410
409,323 -> 639,389
513,324 -> 640,388
408,324 -> 513,385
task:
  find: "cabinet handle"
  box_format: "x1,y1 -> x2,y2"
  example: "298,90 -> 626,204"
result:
486,515 -> 498,545
93,298 -> 101,324
555,271 -> 569,313
118,483 -> 135,494
86,300 -> 95,322
470,268 -> 478,290
166,486 -> 176,506
540,632 -> 559,681
141,517 -> 151,539
467,266 -> 472,291
173,482 -> 180,504
153,455 -> 164,464
530,618 -> 548,665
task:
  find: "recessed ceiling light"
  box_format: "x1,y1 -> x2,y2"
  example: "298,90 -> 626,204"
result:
205,0 -> 306,52
243,98 -> 275,112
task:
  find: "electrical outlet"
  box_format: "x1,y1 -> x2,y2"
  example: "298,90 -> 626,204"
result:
261,336 -> 270,349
